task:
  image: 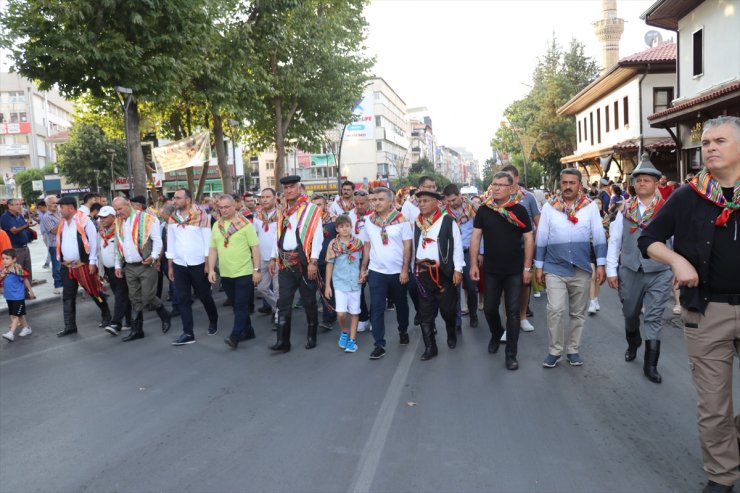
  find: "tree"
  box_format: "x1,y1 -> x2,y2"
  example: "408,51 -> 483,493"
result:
15,164 -> 55,204
2,0 -> 211,197
410,157 -> 434,175
392,171 -> 451,191
56,123 -> 128,195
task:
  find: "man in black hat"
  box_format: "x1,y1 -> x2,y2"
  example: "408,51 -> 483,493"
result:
130,195 -> 147,212
412,189 -> 463,360
267,176 -> 325,352
606,154 -> 671,383
55,196 -> 112,336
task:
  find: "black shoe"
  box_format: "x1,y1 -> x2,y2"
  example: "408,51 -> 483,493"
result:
370,346 -> 386,359
305,336 -> 317,349
257,306 -> 272,315
156,306 -> 172,334
399,332 -> 410,345
386,300 -> 395,311
208,322 -> 218,336
319,321 -> 333,331
223,299 -> 233,307
56,328 -> 78,337
239,329 -> 256,341
470,318 -> 478,328
625,336 -> 641,361
122,328 -> 145,342
643,340 -> 662,384
172,334 -> 195,346
506,357 -> 519,371
625,347 -> 639,362
224,337 -> 238,349
447,337 -> 457,349
269,341 -> 291,352
98,318 -> 112,328
420,346 -> 437,361
488,336 -> 500,354
703,480 -> 734,493
413,315 -> 420,326
104,324 -> 120,336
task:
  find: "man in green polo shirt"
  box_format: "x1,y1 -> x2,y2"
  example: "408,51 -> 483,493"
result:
208,194 -> 262,349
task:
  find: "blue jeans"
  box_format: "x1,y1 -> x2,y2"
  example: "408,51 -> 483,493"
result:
368,270 -> 409,347
220,275 -> 255,341
48,246 -> 62,288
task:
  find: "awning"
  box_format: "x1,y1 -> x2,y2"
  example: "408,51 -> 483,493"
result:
561,138 -> 676,164
648,81 -> 740,127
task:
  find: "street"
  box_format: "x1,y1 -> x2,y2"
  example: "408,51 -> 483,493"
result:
0,286 -> 735,493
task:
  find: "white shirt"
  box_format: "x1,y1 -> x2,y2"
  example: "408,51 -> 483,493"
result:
98,228 -> 117,269
606,202 -> 648,278
166,210 -> 211,266
272,203 -> 324,260
329,198 -> 353,217
79,205 -> 91,217
359,215 -> 413,274
401,199 -> 420,223
115,215 -> 162,268
253,208 -> 278,263
59,216 -> 98,264
414,215 -> 465,272
349,209 -> 370,236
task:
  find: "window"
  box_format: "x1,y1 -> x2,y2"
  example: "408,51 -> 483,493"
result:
19,112 -> 27,122
653,87 -> 674,113
693,28 -> 703,76
583,118 -> 588,141
376,140 -> 383,151
605,106 -> 610,132
578,120 -> 582,142
597,108 -> 601,144
614,101 -> 619,129
267,177 -> 276,188
265,160 -> 275,170
623,96 -> 629,126
375,116 -> 382,127
589,112 -> 594,146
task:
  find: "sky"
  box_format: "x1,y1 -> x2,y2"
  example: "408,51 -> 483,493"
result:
364,0 -> 674,166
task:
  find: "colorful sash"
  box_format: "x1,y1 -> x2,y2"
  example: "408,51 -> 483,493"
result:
116,208 -> 155,259
169,207 -> 211,229
445,200 -> 476,226
254,207 -> 278,232
56,211 -> 92,261
369,210 -> 404,245
416,208 -> 443,249
483,194 -> 527,229
277,195 -> 322,265
549,193 -> 591,224
336,198 -> 354,213
217,213 -> 249,248
0,265 -> 27,286
67,264 -> 104,302
623,193 -> 664,233
690,168 -> 740,227
326,237 -> 363,264
353,208 -> 372,235
321,210 -> 334,238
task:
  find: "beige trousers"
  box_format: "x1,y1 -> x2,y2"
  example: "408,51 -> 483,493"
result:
545,269 -> 591,356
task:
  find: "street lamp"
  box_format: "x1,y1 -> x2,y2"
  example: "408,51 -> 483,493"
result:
107,148 -> 116,201
114,86 -> 134,193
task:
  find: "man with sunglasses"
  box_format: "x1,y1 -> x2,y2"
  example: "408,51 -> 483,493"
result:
330,180 -> 356,216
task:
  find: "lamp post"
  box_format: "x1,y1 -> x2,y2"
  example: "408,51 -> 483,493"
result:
107,148 -> 116,202
114,86 -> 133,193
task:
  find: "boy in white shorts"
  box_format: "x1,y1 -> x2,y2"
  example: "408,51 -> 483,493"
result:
324,214 -> 363,353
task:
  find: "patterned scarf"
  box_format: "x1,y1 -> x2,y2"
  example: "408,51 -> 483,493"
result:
336,198 -> 354,213
327,237 -> 363,264
369,209 -> 404,245
169,207 -> 211,229
217,213 -> 249,248
0,264 -> 26,285
280,195 -> 309,234
445,199 -> 476,226
690,168 -> 740,227
483,194 -> 527,229
116,208 -> 155,258
416,208 -> 443,249
100,223 -> 116,248
353,207 -> 371,235
254,207 -> 278,232
321,209 -> 334,238
277,195 -> 322,261
623,193 -> 664,233
549,193 -> 591,224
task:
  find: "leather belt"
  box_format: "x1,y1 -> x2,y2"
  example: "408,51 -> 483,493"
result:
709,293 -> 740,305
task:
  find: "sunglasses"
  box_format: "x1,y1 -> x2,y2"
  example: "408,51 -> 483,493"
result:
353,190 -> 368,197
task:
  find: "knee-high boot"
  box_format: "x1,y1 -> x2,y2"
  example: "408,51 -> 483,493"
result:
123,311 -> 145,342
446,324 -> 457,349
420,323 -> 438,361
643,340 -> 662,383
57,297 -> 78,336
270,315 -> 291,352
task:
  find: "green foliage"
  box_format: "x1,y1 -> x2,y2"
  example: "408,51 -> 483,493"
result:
56,123 -> 128,193
481,157 -> 497,190
392,172 -> 451,191
491,37 -> 599,189
410,157 -> 434,175
15,164 -> 55,204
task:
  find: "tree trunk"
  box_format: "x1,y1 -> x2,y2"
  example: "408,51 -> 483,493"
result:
274,95 -> 285,191
212,113 -> 233,195
185,106 -> 195,195
127,101 -> 147,197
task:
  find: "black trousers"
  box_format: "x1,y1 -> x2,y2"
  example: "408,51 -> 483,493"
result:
276,265 -> 318,343
105,266 -> 132,326
483,271 -> 522,357
173,263 -> 218,336
416,269 -> 456,330
61,264 -> 109,330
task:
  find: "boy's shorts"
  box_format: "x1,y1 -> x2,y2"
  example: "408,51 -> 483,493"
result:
6,300 -> 26,317
334,290 -> 361,315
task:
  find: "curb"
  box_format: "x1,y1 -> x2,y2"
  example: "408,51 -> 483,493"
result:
0,294 -> 61,316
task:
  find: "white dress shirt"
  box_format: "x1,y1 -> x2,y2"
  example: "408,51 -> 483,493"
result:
166,210 -> 212,266
606,202 -> 647,278
254,208 -> 278,262
273,203 -> 324,260
115,215 -> 162,269
401,199 -> 420,223
359,217 -> 413,275
415,215 -> 465,272
329,198 -> 353,217
98,229 -> 117,269
59,216 -> 99,264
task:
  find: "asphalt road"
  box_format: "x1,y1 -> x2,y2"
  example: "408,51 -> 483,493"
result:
1,286 -> 737,493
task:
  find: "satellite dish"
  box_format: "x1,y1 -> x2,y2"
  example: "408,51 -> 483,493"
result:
644,30 -> 663,47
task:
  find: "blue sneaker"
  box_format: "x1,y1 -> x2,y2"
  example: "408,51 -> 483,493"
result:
338,331 -> 349,349
345,339 -> 358,353
542,354 -> 562,368
567,353 -> 584,366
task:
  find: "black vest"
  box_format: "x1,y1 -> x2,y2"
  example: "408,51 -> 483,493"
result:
414,214 -> 455,280
59,225 -> 90,264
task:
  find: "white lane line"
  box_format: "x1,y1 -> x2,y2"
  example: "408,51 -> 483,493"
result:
349,336 -> 420,493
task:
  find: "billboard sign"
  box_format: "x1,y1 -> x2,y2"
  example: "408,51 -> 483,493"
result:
344,92 -> 375,141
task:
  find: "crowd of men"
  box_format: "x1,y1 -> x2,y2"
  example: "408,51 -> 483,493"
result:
1,116 -> 738,492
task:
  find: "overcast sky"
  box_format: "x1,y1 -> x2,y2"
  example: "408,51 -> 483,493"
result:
364,0 -> 673,165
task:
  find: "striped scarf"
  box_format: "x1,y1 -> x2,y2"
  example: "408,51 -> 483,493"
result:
445,199 -> 476,225
326,237 -> 363,264
254,207 -> 278,232
169,207 -> 211,229
483,194 -> 527,229
116,208 -> 155,259
690,168 -> 740,227
549,193 -> 591,224
369,209 -> 404,245
277,196 -> 322,262
217,213 -> 249,248
623,193 -> 664,233
416,208 -> 443,249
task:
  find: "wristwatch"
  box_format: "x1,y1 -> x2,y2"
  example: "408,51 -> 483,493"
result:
254,267 -> 262,272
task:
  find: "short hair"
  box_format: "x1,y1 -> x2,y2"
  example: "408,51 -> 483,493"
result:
334,214 -> 352,228
341,180 -> 355,190
90,203 -> 102,213
501,164 -> 519,177
492,171 -> 514,185
217,194 -> 235,204
373,187 -> 394,200
2,248 -> 16,258
443,184 -> 460,197
176,188 -> 192,200
417,175 -> 435,187
44,195 -> 57,206
82,193 -> 96,203
703,116 -> 740,138
560,167 -> 583,181
261,187 -> 276,196
231,194 -> 240,201
311,193 -> 326,202
36,200 -> 47,208
161,204 -> 176,215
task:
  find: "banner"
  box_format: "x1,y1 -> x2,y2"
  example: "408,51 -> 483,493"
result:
152,131 -> 210,173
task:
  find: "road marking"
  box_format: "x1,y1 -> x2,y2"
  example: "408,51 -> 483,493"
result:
349,336 -> 420,493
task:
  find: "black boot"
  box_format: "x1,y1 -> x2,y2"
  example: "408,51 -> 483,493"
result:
420,323 -> 438,361
305,323 -> 317,349
156,306 -> 171,334
57,298 -> 78,337
624,331 -> 642,361
446,325 -> 457,349
269,316 -> 291,352
643,340 -> 662,384
122,312 -> 145,342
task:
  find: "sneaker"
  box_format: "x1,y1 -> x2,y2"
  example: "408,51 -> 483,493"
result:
208,323 -> 218,336
319,321 -> 334,331
369,345 -> 386,359
104,324 -> 120,336
543,354 -> 562,368
461,307 -> 469,316
53,288 -> 62,295
566,353 -> 584,366
345,339 -> 358,353
500,331 -> 507,343
19,326 -> 32,337
533,291 -> 542,298
2,330 -> 14,342
594,299 -> 600,311
399,332 -> 410,345
588,299 -> 597,315
357,320 -> 369,332
338,331 -> 349,349
520,320 -> 535,332
672,304 -> 681,316
172,334 -> 196,346
386,300 -> 395,311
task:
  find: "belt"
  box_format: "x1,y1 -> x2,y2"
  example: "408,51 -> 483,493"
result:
709,293 -> 740,305
126,262 -> 144,266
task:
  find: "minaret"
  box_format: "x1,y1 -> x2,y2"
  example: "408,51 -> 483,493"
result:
594,0 -> 624,74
